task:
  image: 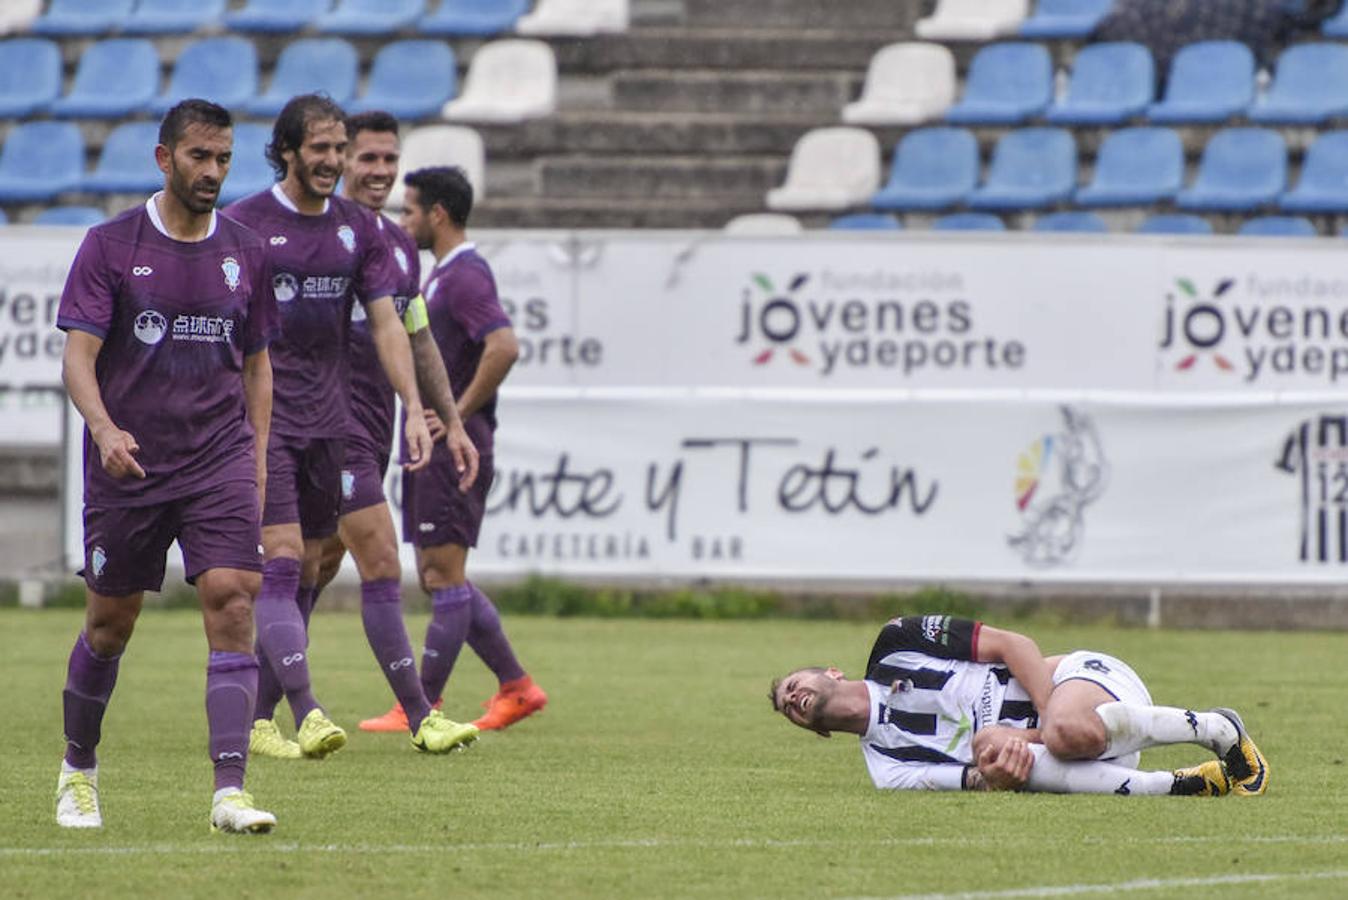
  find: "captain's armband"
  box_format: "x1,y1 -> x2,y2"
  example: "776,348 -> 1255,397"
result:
403,294 -> 430,335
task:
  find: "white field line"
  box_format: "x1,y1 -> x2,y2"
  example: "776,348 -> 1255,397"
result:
848,869 -> 1348,900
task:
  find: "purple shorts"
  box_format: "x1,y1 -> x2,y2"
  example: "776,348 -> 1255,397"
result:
81,480 -> 262,595
402,448 -> 492,549
339,440 -> 392,516
262,434 -> 344,539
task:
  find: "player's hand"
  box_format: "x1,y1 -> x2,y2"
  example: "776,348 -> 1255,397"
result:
445,417 -> 480,492
977,737 -> 1034,791
423,407 -> 447,442
403,409 -> 434,473
92,424 -> 146,479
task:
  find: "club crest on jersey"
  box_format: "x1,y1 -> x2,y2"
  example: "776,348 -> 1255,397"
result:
91,545 -> 107,578
337,225 -> 356,254
394,246 -> 409,274
221,256 -> 241,292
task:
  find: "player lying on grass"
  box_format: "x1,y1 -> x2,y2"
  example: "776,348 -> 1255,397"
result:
770,615 -> 1268,796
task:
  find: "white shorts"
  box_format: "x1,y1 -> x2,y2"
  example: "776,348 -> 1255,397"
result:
1053,650 -> 1152,767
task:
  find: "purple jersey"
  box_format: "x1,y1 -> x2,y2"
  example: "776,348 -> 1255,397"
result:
224,185 -> 399,438
57,198 -> 278,507
347,212 -> 420,456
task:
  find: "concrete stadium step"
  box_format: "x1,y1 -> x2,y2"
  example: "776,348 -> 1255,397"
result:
474,196 -> 785,229
550,28 -> 910,73
682,0 -> 917,30
477,112 -> 819,158
612,70 -> 862,114
537,154 -> 786,199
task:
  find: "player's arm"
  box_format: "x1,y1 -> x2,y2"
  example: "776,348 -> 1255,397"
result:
62,330 -> 144,480
974,626 -> 1056,716
871,761 -> 968,792
456,325 -> 519,421
405,300 -> 478,490
365,294 -> 433,472
242,348 -> 273,510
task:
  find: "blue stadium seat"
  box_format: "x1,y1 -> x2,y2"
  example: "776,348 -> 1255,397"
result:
1033,211 -> 1108,233
0,122 -> 85,202
1135,214 -> 1213,235
348,40 -> 456,119
83,122 -> 163,194
0,38 -> 61,117
1147,41 -> 1254,124
150,37 -> 259,116
1281,131 -> 1348,213
30,0 -> 132,36
35,205 -> 107,226
316,0 -> 425,34
226,0 -> 330,32
870,128 -> 978,211
121,0 -> 226,34
1045,42 -> 1153,125
967,128 -> 1077,211
0,208 -> 7,224
218,123 -> 274,205
931,213 -> 1005,232
419,0 -> 531,36
1248,43 -> 1348,125
247,39 -> 359,117
945,43 -> 1052,125
50,39 -> 158,118
1019,0 -> 1113,38
829,213 -> 902,230
1324,1 -> 1348,36
1075,127 -> 1182,207
1238,216 -> 1317,238
1176,128 -> 1287,212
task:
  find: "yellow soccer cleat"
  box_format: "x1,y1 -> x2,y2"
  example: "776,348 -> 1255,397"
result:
1170,760 -> 1230,797
210,790 -> 276,834
249,719 -> 302,760
410,709 -> 479,754
297,708 -> 347,759
1211,708 -> 1268,796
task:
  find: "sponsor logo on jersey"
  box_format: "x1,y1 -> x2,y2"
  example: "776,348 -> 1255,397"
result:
921,614 -> 951,645
273,272 -> 299,303
221,256 -> 241,292
172,314 -> 236,344
133,310 -> 168,345
337,225 -> 356,254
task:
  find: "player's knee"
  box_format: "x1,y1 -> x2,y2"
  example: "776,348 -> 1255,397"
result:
85,620 -> 133,657
1041,716 -> 1106,760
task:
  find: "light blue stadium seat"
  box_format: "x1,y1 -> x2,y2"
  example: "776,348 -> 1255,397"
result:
829,213 -> 902,230
226,0 -> 330,32
348,40 -> 456,119
121,0 -> 226,34
945,43 -> 1052,125
83,122 -> 163,194
316,0 -> 425,34
1075,127 -> 1182,207
967,128 -> 1076,211
1019,0 -> 1113,38
35,205 -> 106,226
150,37 -> 259,115
1045,42 -> 1153,125
870,127 -> 978,211
0,208 -> 7,224
931,213 -> 1006,232
1135,214 -> 1213,235
1248,43 -> 1348,125
1176,128 -> 1287,212
0,38 -> 61,117
49,38 -> 158,118
0,122 -> 85,202
1238,216 -> 1317,237
1147,41 -> 1254,124
1281,131 -> 1348,213
1323,1 -> 1348,36
31,0 -> 132,36
1033,211 -> 1108,233
218,123 -> 274,205
247,39 -> 359,117
419,0 -> 531,36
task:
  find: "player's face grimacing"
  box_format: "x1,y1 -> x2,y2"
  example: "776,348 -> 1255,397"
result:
161,122 -> 232,215
346,130 -> 400,210
773,667 -> 843,735
288,117 -> 347,200
399,185 -> 435,250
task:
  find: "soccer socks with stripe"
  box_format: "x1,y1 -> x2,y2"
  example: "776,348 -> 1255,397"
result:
255,582 -> 318,722
205,651 -> 258,792
1024,744 -> 1174,795
360,579 -> 431,732
253,557 -> 320,729
466,582 -> 526,685
420,584 -> 472,704
1095,702 -> 1239,758
62,632 -> 120,770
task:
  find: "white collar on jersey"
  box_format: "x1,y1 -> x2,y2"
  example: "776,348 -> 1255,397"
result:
145,193 -> 218,241
432,241 -> 476,272
271,182 -> 329,215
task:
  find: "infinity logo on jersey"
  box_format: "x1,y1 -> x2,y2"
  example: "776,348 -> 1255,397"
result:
132,266 -> 153,277
133,310 -> 168,345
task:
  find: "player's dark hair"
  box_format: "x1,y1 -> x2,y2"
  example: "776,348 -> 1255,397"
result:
403,166 -> 473,228
266,93 -> 347,179
158,99 -> 232,149
345,110 -> 400,142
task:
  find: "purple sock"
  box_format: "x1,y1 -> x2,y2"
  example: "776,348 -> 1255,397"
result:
205,651 -> 258,792
466,582 -> 525,684
252,642 -> 285,723
62,632 -> 120,770
253,557 -> 320,729
297,584 -> 319,630
420,584 -> 472,705
361,579 -> 431,732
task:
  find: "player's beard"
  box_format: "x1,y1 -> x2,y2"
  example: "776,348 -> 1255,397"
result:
168,161 -> 219,215
294,153 -> 341,201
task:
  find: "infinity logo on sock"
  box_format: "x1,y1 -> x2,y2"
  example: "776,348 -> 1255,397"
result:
217,751 -> 244,761
281,653 -> 305,667
390,657 -> 414,671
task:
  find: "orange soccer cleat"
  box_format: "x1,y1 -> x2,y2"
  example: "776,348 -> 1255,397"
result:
358,699 -> 442,733
472,676 -> 548,731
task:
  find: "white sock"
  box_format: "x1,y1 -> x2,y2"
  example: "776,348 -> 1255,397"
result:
1095,702 -> 1237,758
60,761 -> 96,777
1024,743 -> 1174,796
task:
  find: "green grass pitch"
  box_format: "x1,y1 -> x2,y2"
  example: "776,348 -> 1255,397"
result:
2,608 -> 1347,899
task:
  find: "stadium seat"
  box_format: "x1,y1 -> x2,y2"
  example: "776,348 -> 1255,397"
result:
945,43 -> 1052,125
386,125 -> 485,211
121,0 -> 226,34
1324,1 -> 1348,36
1033,211 -> 1108,233
218,123 -> 275,206
315,0 -> 425,35
150,37 -> 259,116
931,212 -> 1005,231
0,122 -> 84,202
1018,0 -> 1112,38
1136,214 -> 1213,235
1075,127 -> 1183,207
349,40 -> 456,119
1280,132 -> 1348,213
841,42 -> 956,126
83,122 -> 163,194
0,0 -> 43,34
1238,216 -> 1317,238
34,206 -> 106,226
419,0 -> 531,36
723,213 -> 803,235
31,0 -> 132,36
441,39 -> 555,122
1147,41 -> 1255,124
1248,43 -> 1348,125
247,39 -> 359,117
0,38 -> 61,117
915,0 -> 1028,40
829,213 -> 902,230
966,128 -> 1076,211
1176,128 -> 1287,212
870,127 -> 979,211
226,0 -> 330,32
49,38 -> 158,119
1045,42 -> 1154,126
0,208 -> 8,225
516,0 -> 628,35
765,127 -> 882,212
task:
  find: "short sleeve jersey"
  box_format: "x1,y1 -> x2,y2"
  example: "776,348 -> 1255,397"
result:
56,198 -> 278,507
224,185 -> 398,438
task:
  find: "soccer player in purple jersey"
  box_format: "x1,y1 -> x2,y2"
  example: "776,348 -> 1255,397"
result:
225,95 -> 469,758
55,99 -> 278,833
380,166 -> 548,733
